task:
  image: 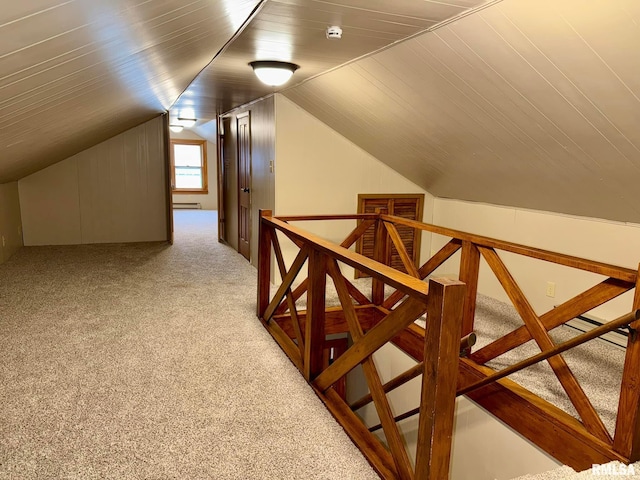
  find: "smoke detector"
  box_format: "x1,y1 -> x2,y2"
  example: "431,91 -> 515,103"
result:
326,26 -> 342,40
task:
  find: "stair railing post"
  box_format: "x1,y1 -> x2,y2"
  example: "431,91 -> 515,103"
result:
372,208 -> 389,305
614,263 -> 640,460
415,277 -> 466,480
458,241 -> 480,355
304,247 -> 326,381
257,209 -> 273,319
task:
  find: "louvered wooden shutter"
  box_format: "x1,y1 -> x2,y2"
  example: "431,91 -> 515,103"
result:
355,194 -> 424,278
359,197 -> 389,267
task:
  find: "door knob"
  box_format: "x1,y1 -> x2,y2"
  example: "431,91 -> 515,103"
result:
243,188 -> 250,193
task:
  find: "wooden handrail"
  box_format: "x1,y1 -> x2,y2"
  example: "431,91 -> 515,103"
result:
458,310 -> 640,396
274,213 -> 379,222
272,211 -> 636,286
271,211 -> 636,284
378,214 -> 637,282
263,216 -> 430,302
259,210 -> 640,472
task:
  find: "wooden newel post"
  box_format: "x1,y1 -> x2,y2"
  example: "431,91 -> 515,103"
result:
257,209 -> 272,318
304,248 -> 326,381
372,208 -> 389,305
614,264 -> 640,460
458,241 -> 480,354
415,278 -> 466,480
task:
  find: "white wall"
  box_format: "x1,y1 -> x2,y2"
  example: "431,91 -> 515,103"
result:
431,198 -> 640,319
274,94 -> 434,272
0,182 -> 23,264
170,129 -> 217,210
19,116 -> 168,246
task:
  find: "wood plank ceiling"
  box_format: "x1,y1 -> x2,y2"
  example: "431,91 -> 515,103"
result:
0,0 -> 262,182
171,0 -> 484,123
0,0 -> 485,184
3,0 -> 638,225
284,0 -> 640,224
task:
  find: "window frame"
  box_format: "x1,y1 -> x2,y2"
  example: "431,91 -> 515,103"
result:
170,139 -> 208,194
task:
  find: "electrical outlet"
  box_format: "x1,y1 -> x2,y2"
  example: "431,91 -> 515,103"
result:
269,160 -> 274,173
546,281 -> 556,298
1,236 -> 5,247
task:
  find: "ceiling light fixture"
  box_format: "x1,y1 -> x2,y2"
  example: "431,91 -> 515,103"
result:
250,61 -> 299,87
177,117 -> 197,128
169,124 -> 184,133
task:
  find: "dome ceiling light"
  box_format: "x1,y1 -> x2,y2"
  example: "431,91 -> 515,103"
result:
249,61 -> 299,87
177,117 -> 197,128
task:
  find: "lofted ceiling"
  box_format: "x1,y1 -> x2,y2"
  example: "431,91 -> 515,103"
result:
2,0 -> 639,224
284,0 -> 640,224
0,0 -> 263,182
0,0 -> 484,184
170,0 -> 485,121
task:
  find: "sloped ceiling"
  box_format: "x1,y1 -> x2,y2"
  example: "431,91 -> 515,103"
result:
3,0 -> 639,225
0,0 -> 262,183
0,0 -> 484,184
284,0 -> 640,224
171,0 -> 484,123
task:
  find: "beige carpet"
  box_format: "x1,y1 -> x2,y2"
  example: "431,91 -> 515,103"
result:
0,210 -> 378,479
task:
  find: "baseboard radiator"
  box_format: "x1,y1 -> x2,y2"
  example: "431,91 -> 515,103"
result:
173,202 -> 202,210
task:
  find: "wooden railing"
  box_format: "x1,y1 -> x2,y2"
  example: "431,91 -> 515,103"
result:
257,210 -> 466,479
257,210 -> 640,476
372,214 -> 640,470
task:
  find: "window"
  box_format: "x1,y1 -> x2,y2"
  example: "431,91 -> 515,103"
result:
170,139 -> 208,193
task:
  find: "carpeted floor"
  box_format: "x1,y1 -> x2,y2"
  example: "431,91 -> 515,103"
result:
0,210 -> 378,479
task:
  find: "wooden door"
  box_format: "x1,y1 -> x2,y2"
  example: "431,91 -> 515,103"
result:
237,113 -> 251,261
163,113 -> 174,244
218,116 -> 231,244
